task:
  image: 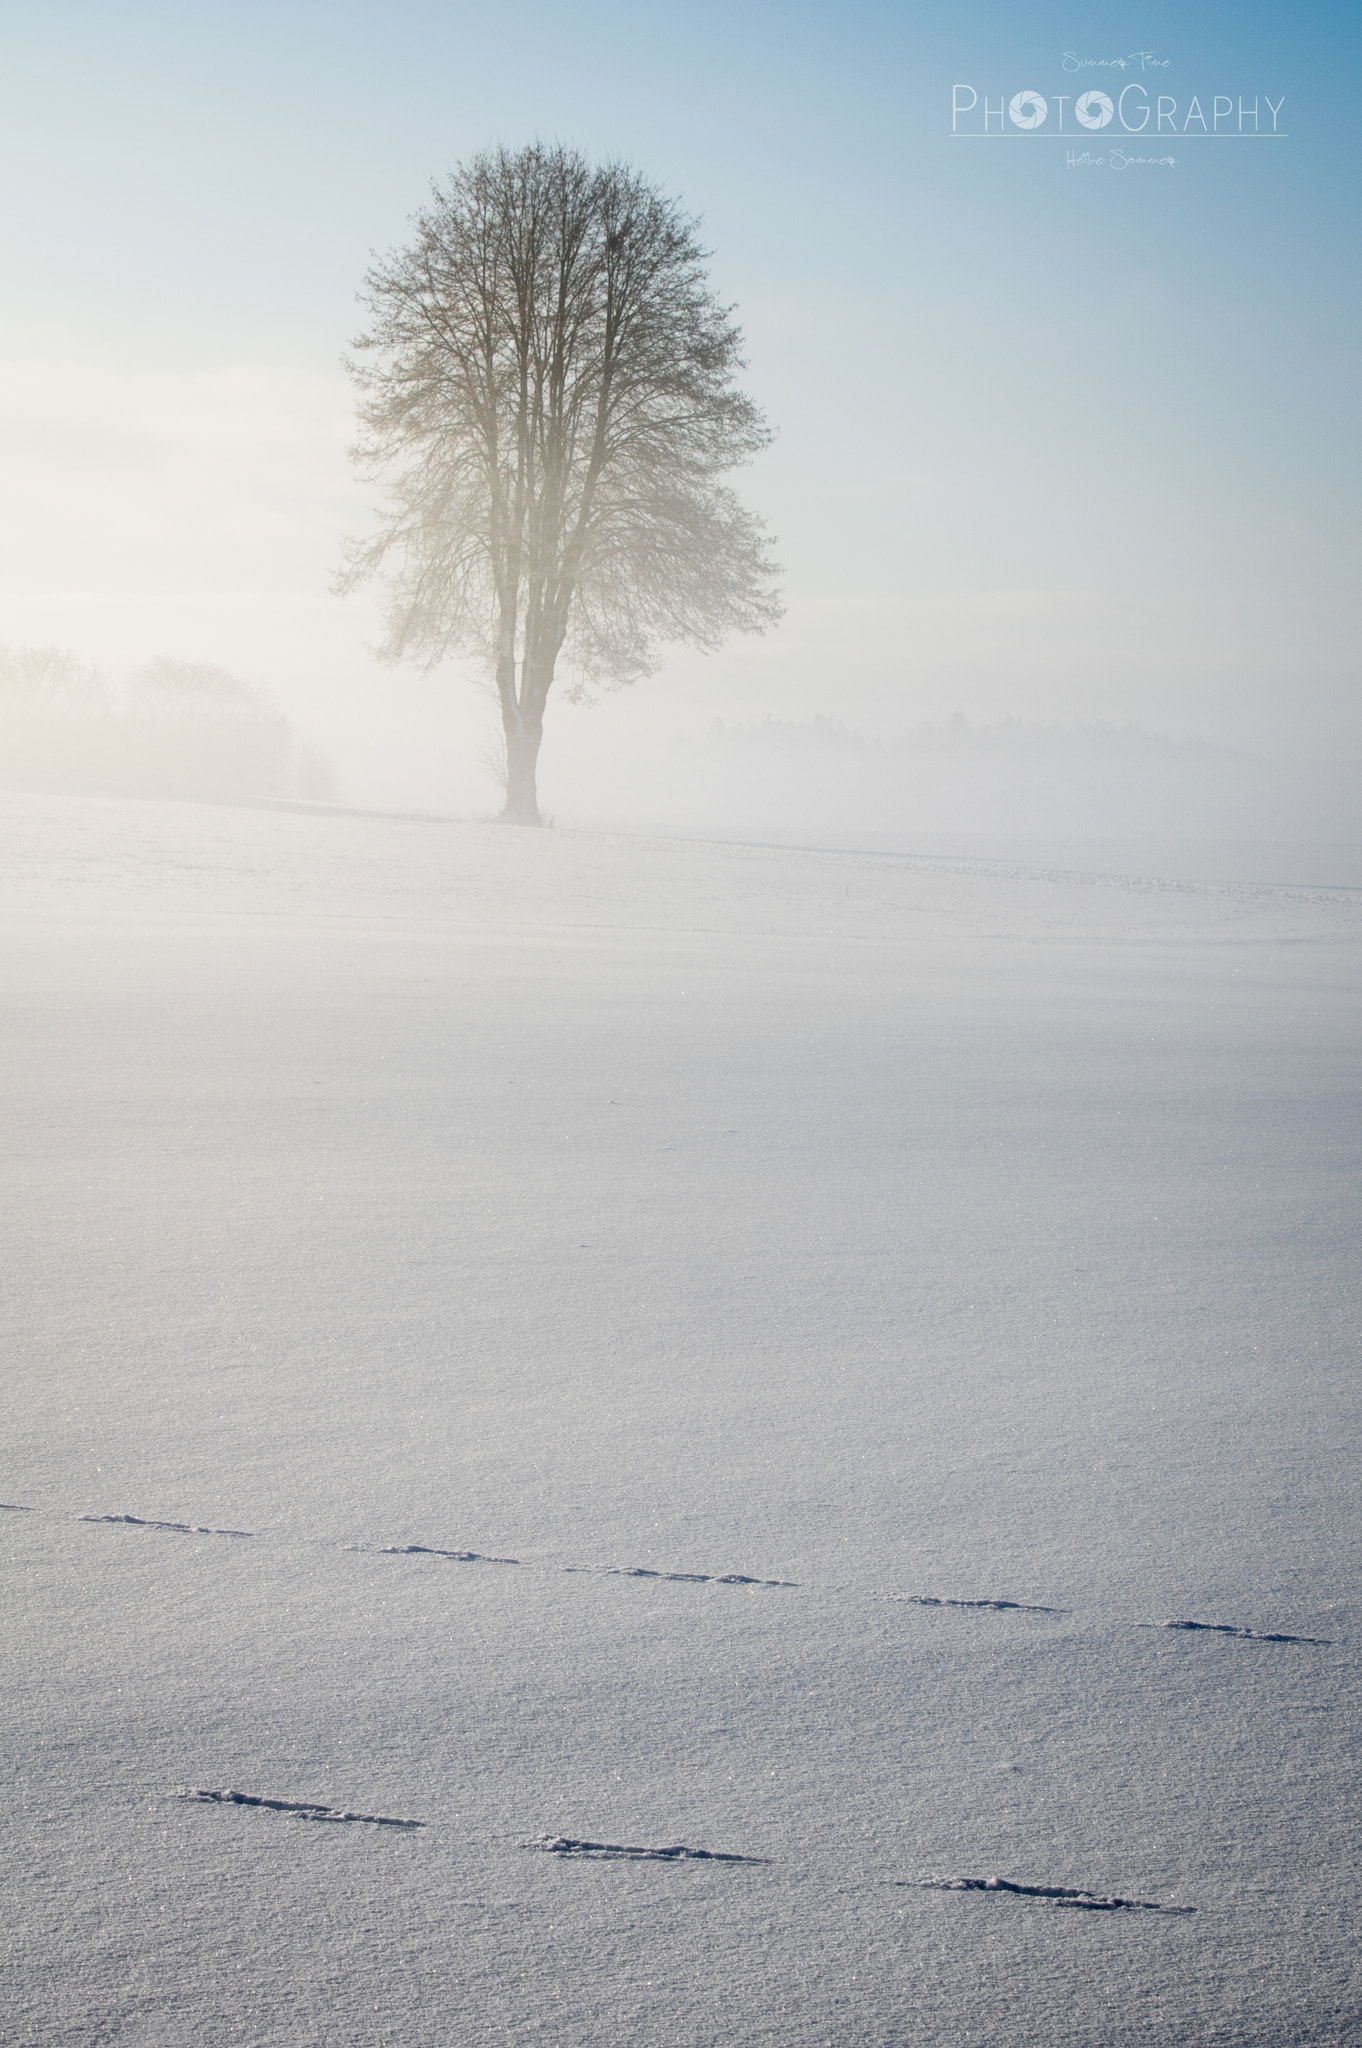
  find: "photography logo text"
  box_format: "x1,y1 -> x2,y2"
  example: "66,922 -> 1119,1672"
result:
952,54 -> 1286,171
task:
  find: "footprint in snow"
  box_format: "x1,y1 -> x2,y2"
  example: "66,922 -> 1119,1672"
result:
82,1514 -> 254,1538
564,1565 -> 798,1587
181,1789 -> 423,1828
526,1835 -> 768,1864
917,1875 -> 1191,1913
903,1596 -> 1062,1614
358,1544 -> 521,1565
1153,1619 -> 1332,1645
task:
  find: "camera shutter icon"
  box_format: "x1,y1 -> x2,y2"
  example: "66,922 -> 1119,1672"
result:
1075,91 -> 1114,129
1008,91 -> 1048,129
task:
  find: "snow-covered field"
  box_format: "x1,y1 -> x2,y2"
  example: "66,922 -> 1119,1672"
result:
4,792 -> 1359,2048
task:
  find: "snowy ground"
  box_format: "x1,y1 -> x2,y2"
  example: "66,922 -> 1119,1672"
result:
3,792 -> 1360,2048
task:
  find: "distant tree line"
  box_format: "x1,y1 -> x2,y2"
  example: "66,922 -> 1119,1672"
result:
0,647 -> 331,801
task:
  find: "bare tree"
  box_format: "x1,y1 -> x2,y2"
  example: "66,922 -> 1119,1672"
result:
338,143 -> 781,823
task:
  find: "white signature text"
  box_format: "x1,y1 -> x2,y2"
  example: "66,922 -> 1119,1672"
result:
1063,52 -> 1170,73
1067,149 -> 1179,169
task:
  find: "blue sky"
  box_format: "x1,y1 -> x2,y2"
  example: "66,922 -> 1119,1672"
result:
1,0 -> 1357,797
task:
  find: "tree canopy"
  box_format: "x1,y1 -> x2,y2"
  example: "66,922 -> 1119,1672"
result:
339,142 -> 781,821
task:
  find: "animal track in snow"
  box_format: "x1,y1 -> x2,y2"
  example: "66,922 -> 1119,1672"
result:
526,1835 -> 769,1864
564,1565 -> 798,1588
43,1507 -> 795,1588
918,1876 -> 1191,1913
1155,1619 -> 1331,1645
82,1514 -> 254,1538
47,1506 -> 1338,1667
181,1788 -> 424,1828
903,1596 -> 1062,1614
364,1544 -> 521,1565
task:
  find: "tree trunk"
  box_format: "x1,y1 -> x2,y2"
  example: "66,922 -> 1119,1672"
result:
500,635 -> 560,825
500,715 -> 544,824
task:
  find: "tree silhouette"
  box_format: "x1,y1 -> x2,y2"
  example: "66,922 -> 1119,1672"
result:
339,143 -> 780,823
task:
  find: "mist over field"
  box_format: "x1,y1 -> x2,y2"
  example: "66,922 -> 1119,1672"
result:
540,712 -> 1362,849
5,648 -> 1356,856
3,4 -> 1360,2047
0,644 -> 331,803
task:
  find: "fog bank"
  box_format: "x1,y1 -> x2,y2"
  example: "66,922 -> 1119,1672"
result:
531,712 -> 1360,850
0,644 -> 331,803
